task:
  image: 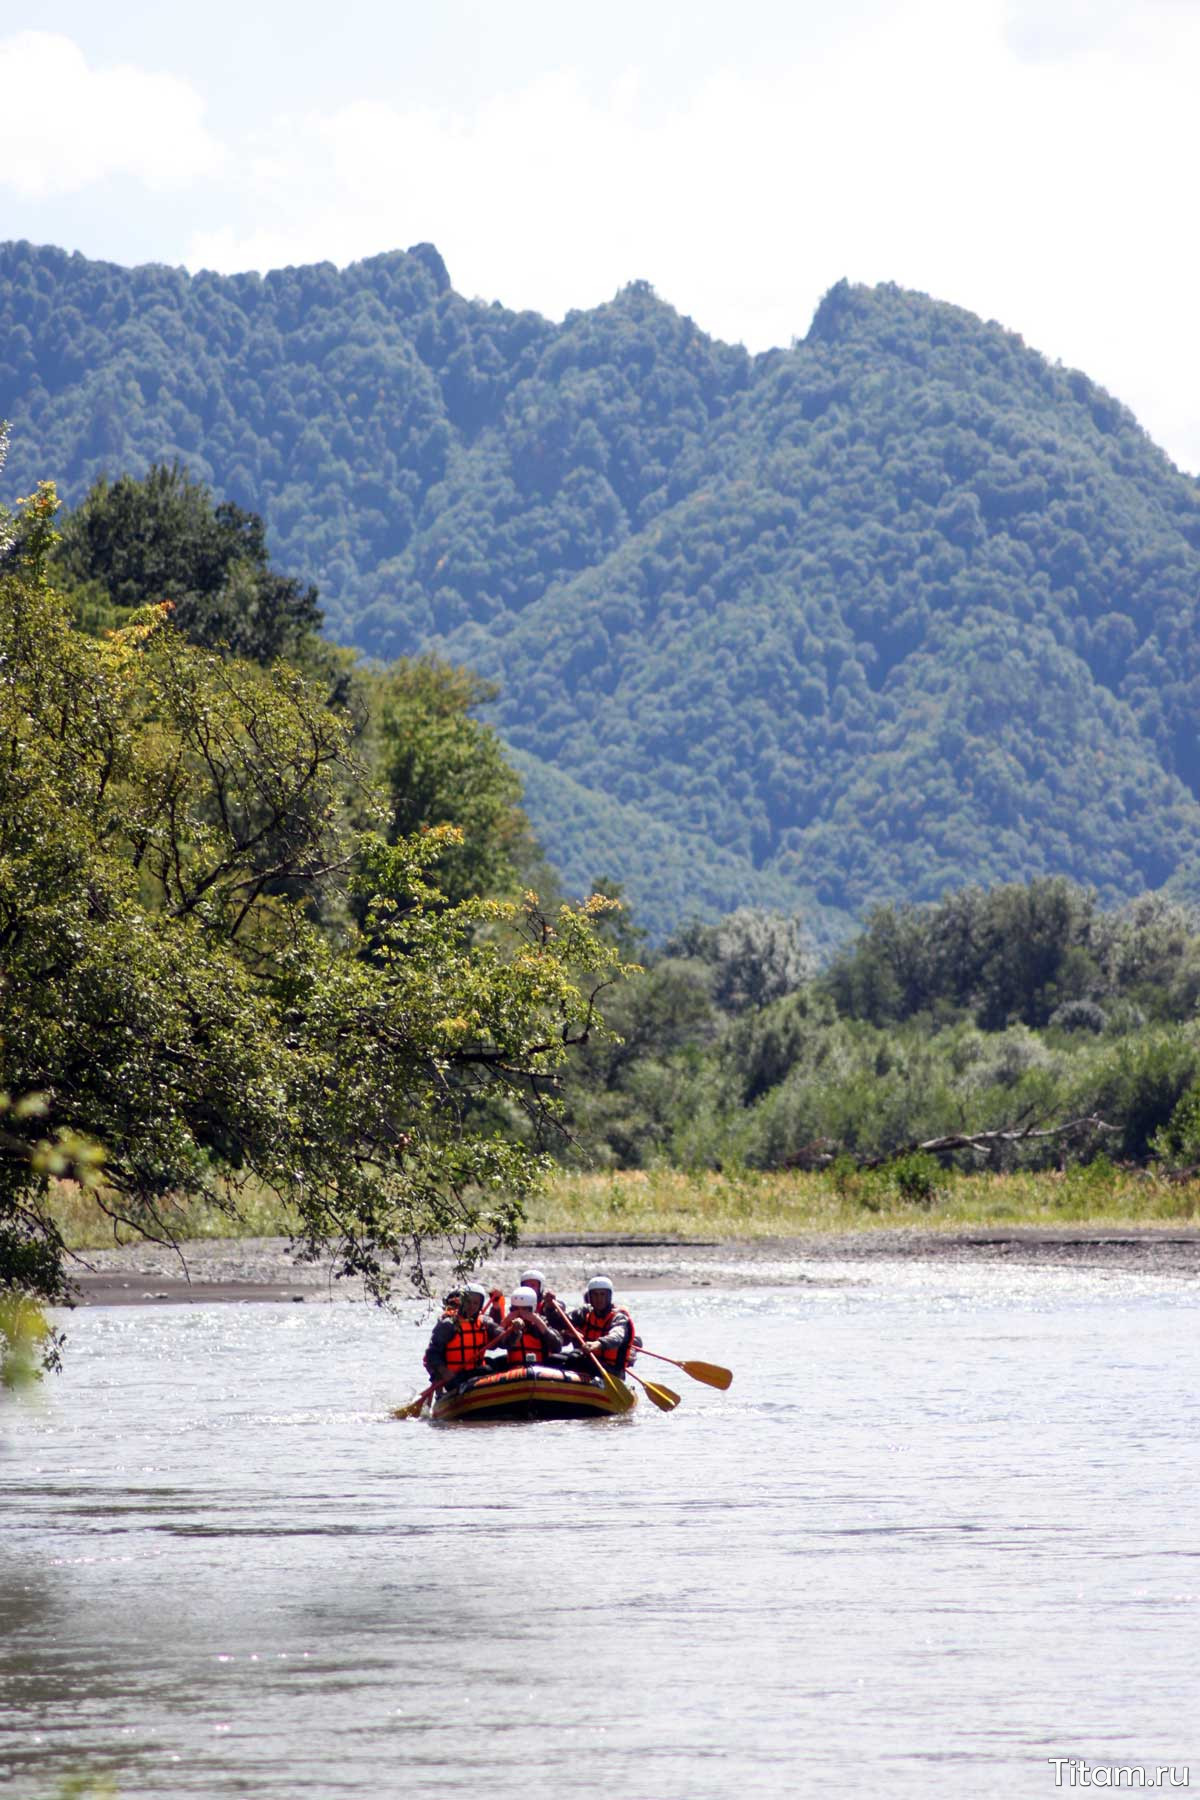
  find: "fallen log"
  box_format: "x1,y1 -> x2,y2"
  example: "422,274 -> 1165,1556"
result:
785,1114 -> 1119,1171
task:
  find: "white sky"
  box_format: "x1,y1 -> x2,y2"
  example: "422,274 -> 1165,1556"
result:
1,0 -> 1197,471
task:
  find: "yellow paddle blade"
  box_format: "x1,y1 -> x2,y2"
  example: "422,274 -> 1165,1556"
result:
600,1367 -> 637,1412
390,1385 -> 435,1419
634,1375 -> 681,1412
680,1359 -> 732,1390
640,1348 -> 734,1389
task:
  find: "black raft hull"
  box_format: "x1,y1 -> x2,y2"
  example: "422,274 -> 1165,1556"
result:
430,1364 -> 636,1422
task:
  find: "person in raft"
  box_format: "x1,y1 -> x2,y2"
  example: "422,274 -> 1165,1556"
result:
490,1287 -> 563,1369
558,1275 -> 637,1377
423,1283 -> 500,1387
517,1267 -> 556,1315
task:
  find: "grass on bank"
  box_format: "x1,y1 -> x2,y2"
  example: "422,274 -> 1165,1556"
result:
46,1159 -> 1200,1253
521,1161 -> 1200,1236
46,1180 -> 301,1252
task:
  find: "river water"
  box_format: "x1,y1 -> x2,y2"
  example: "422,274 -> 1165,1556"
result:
3,1258 -> 1198,1799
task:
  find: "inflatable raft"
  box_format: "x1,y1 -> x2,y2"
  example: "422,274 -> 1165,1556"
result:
430,1363 -> 637,1422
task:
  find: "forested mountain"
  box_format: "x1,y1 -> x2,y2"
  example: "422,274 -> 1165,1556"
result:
4,240 -> 1200,936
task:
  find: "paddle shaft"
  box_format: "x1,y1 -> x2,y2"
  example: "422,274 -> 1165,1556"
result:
545,1299 -> 634,1409
392,1380 -> 442,1419
546,1298 -> 607,1378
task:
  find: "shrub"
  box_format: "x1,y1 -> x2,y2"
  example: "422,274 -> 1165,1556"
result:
885,1149 -> 943,1206
1152,1082 -> 1200,1168
829,1151 -> 860,1199
972,1025 -> 1052,1088
1049,999 -> 1107,1034
1082,1032 -> 1200,1160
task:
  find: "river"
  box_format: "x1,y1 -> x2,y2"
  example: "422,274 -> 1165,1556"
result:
2,1256 -> 1198,1798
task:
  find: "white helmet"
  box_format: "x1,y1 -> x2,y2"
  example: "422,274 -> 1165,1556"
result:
585,1274 -> 614,1296
520,1267 -> 546,1289
509,1287 -> 538,1310
462,1283 -> 488,1301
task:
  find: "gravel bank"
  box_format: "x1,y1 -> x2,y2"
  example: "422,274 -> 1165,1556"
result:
62,1223 -> 1200,1307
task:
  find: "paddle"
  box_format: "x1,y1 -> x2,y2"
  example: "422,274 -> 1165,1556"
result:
391,1381 -> 442,1420
545,1299 -> 636,1413
628,1370 -> 681,1412
638,1348 -> 733,1390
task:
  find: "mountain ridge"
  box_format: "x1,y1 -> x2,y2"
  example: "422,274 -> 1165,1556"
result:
4,241 -> 1200,937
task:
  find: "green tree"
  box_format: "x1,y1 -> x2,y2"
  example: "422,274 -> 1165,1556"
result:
360,658 -> 536,904
827,880 -> 1104,1028
0,534 -> 626,1328
54,462 -> 323,666
669,908 -> 816,1013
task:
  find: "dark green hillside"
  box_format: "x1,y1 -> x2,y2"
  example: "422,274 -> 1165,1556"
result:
0,240 -> 467,645
510,750 -> 851,955
4,242 -> 1200,934
443,281 -> 1200,917
0,244 -> 747,653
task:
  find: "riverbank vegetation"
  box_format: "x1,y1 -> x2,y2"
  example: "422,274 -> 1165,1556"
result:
558,881 -> 1200,1187
43,1160 -> 1200,1255
525,1163 -> 1200,1236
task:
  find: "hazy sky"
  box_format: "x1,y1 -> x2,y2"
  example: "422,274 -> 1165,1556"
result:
2,0 -> 1197,470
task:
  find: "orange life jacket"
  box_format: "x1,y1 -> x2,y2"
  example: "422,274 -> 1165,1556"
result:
582,1306 -> 635,1371
443,1313 -> 490,1372
501,1320 -> 547,1368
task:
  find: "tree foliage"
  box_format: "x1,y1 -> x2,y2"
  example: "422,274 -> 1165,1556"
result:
358,658 -> 536,908
49,464 -> 536,913
561,881 -> 1200,1176
0,532 -> 626,1313
825,879 -> 1200,1030
53,460 -> 323,665
668,908 -> 816,1013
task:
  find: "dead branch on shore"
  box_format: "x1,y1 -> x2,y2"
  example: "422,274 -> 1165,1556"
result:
785,1114 -> 1120,1171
